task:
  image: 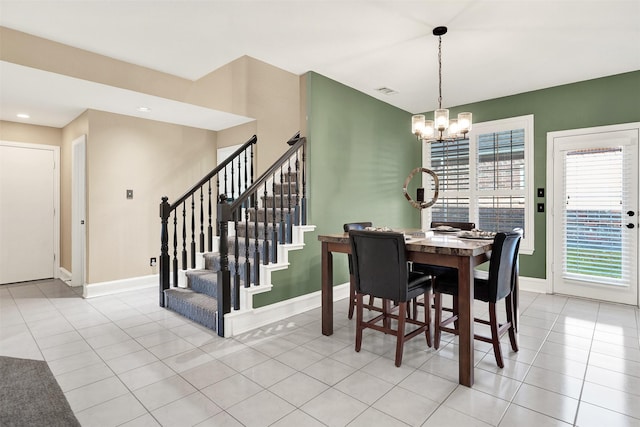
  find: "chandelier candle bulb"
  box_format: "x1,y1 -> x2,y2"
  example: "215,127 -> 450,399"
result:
448,119 -> 460,137
423,120 -> 435,138
458,112 -> 472,133
412,114 -> 426,135
435,109 -> 449,131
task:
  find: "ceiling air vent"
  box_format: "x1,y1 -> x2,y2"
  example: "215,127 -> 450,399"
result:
375,87 -> 398,96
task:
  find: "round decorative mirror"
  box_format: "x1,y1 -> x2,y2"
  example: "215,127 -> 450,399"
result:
402,167 -> 439,209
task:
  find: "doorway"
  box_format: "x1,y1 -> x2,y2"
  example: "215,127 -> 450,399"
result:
547,123 -> 639,305
71,135 -> 86,287
0,141 -> 59,284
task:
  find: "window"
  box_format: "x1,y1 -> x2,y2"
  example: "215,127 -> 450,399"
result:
426,115 -> 534,254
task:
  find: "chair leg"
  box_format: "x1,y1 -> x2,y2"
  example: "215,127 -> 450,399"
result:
488,302 -> 504,368
355,293 -> 364,352
424,291 -> 432,348
452,295 -> 459,330
434,292 -> 442,349
505,294 -> 519,352
382,299 -> 391,330
395,302 -> 407,367
348,274 -> 356,319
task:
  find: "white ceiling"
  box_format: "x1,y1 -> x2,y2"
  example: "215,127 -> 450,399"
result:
1,0 -> 639,130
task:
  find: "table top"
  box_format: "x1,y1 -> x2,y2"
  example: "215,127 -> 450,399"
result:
318,229 -> 493,257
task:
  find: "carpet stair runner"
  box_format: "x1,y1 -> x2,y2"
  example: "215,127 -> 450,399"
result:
163,171 -> 312,333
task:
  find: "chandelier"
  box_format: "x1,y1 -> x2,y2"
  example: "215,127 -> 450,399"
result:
411,26 -> 472,143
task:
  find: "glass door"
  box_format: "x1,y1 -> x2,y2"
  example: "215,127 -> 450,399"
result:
552,126 -> 638,305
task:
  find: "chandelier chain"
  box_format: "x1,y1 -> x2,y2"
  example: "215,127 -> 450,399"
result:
438,35 -> 443,109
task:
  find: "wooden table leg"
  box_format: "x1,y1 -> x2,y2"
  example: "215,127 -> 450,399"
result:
321,241 -> 334,336
457,256 -> 475,387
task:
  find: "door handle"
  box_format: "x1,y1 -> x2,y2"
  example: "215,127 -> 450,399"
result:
628,211 -> 636,217
626,223 -> 635,229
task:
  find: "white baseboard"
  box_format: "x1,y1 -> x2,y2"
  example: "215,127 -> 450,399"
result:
519,276 -> 547,294
223,275 -> 548,337
224,282 -> 350,336
83,274 -> 158,298
58,267 -> 73,284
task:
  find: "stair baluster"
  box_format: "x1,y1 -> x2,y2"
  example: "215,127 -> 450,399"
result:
190,194 -> 196,269
263,181 -> 270,266
182,202 -> 187,270
159,197 -> 170,306
253,188 -> 260,286
199,187 -> 205,253
286,159 -> 293,243
279,166 -> 285,244
173,211 -> 178,287
294,149 -> 300,226
271,172 -> 278,264
208,180 -> 213,252
301,142 -> 307,225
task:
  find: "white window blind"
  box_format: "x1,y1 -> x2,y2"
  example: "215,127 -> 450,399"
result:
562,147 -> 631,284
429,115 -> 534,254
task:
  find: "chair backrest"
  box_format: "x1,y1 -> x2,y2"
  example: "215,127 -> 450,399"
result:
349,230 -> 409,302
343,222 -> 373,232
487,230 -> 522,302
431,221 -> 475,231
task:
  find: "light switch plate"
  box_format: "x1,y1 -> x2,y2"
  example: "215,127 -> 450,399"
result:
126,189 -> 133,199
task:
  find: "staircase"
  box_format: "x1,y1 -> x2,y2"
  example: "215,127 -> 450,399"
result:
158,134 -> 314,337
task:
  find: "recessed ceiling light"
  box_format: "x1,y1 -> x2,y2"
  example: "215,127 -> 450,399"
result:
16,113 -> 30,119
136,106 -> 152,112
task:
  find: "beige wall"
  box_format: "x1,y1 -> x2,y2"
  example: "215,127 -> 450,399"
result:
85,110 -> 217,283
2,26 -> 303,288
0,120 -> 62,146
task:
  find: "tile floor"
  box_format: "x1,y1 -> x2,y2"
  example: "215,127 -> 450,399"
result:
1,279 -> 639,426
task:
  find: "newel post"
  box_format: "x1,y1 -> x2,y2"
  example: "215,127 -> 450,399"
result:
159,196 -> 171,307
216,194 -> 232,337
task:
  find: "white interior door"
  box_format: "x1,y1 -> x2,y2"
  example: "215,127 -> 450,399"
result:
0,143 -> 56,284
550,124 -> 639,305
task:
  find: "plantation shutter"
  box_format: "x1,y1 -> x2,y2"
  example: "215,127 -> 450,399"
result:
430,139 -> 470,222
476,129 -> 526,233
561,146 -> 633,284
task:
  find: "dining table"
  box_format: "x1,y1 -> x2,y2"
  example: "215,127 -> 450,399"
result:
318,228 -> 495,387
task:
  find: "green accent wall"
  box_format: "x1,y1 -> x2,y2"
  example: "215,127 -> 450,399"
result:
254,72 -> 421,306
255,70 -> 640,307
445,70 -> 640,278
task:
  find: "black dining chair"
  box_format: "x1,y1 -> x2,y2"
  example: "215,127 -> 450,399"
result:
411,221 -> 476,319
349,229 -> 432,367
344,222 -> 373,319
432,230 -> 522,368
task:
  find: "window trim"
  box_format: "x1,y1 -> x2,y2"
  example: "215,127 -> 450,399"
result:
422,114 -> 535,254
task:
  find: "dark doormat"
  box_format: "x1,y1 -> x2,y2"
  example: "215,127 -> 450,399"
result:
0,356 -> 81,426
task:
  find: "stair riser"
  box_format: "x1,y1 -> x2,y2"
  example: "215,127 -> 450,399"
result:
272,183 -> 300,195
249,208 -> 297,223
261,196 -> 300,209
164,291 -> 217,331
235,222 -> 280,240
206,254 -> 262,283
227,238 -> 276,264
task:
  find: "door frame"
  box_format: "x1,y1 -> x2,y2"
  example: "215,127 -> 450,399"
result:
546,122 -> 640,306
0,140 -> 60,280
71,135 -> 86,287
